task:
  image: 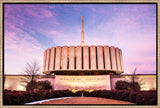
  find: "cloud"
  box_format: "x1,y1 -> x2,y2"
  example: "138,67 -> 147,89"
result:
5,4 -> 54,18
24,4 -> 54,18
4,4 -> 156,75
4,4 -> 56,31
38,28 -> 81,46
5,22 -> 45,75
94,5 -> 156,74
4,4 -> 58,75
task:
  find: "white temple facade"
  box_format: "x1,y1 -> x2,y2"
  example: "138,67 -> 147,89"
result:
42,16 -> 124,90
43,45 -> 124,75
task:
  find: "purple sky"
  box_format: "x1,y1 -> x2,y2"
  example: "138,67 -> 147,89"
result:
4,4 -> 156,75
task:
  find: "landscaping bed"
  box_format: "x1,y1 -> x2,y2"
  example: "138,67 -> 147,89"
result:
4,90 -> 157,105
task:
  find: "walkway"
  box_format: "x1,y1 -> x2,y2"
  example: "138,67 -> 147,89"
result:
34,97 -> 134,104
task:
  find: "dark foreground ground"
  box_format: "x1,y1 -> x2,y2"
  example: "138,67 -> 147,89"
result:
35,97 -> 135,104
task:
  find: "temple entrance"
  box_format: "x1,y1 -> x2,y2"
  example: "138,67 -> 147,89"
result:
54,75 -> 111,90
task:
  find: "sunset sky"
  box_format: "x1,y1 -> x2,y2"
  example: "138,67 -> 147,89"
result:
4,4 -> 156,75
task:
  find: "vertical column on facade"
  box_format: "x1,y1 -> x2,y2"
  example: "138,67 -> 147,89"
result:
104,45 -> 111,70
69,46 -> 75,70
83,45 -> 89,70
115,47 -> 121,71
43,49 -> 47,72
67,48 -> 69,69
55,46 -> 61,70
119,49 -> 124,71
97,45 -> 104,69
110,46 -> 117,70
62,46 -> 68,70
76,46 -> 82,70
49,47 -> 55,71
74,48 -> 76,69
90,45 -> 96,69
45,48 -> 51,71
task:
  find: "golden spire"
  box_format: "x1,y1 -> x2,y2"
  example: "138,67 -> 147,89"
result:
81,16 -> 85,46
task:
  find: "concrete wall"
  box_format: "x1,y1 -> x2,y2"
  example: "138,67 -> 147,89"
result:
55,46 -> 61,70
97,45 -> 104,69
45,48 -> 50,71
119,49 -> 124,71
49,47 -> 55,70
69,46 -> 75,70
55,75 -> 111,90
4,75 -> 55,91
43,45 -> 124,74
110,75 -> 156,91
43,50 -> 47,72
62,46 -> 68,70
83,46 -> 89,69
76,46 -> 82,69
104,45 -> 111,70
115,48 -> 121,71
4,75 -> 156,91
110,46 -> 117,70
5,76 -> 27,91
90,45 -> 96,69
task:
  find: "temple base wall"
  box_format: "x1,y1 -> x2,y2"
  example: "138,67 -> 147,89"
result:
4,74 -> 156,91
54,75 -> 111,90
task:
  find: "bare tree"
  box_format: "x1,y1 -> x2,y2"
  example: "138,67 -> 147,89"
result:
127,67 -> 145,91
21,60 -> 40,91
131,68 -> 139,82
130,68 -> 140,91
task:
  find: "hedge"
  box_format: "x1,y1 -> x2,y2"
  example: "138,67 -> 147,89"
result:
83,90 -> 157,105
4,90 -> 157,105
4,90 -> 80,105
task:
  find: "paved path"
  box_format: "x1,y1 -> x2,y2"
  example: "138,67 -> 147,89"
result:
35,97 -> 134,104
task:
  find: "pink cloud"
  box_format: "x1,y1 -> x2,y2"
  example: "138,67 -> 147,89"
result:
5,22 -> 42,50
95,7 -> 156,74
37,27 -> 81,46
4,4 -> 156,75
24,4 -> 53,18
5,22 -> 45,75
124,62 -> 156,75
40,9 -> 53,17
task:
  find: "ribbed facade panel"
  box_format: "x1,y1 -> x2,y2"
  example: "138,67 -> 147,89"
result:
76,46 -> 82,70
55,46 -> 61,70
49,47 -> 55,70
97,45 -> 104,69
62,46 -> 68,70
69,46 -> 75,70
119,49 -> 124,71
90,45 -> 96,69
45,48 -> 51,71
43,50 -> 47,72
43,45 -> 124,74
115,48 -> 121,71
104,45 -> 111,70
110,46 -> 117,70
83,46 -> 89,69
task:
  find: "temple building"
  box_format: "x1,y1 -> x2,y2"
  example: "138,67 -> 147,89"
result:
42,16 -> 124,90
4,16 -> 156,91
43,16 -> 124,76
42,45 -> 124,76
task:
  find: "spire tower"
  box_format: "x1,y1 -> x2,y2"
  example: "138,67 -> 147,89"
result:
81,16 -> 85,46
